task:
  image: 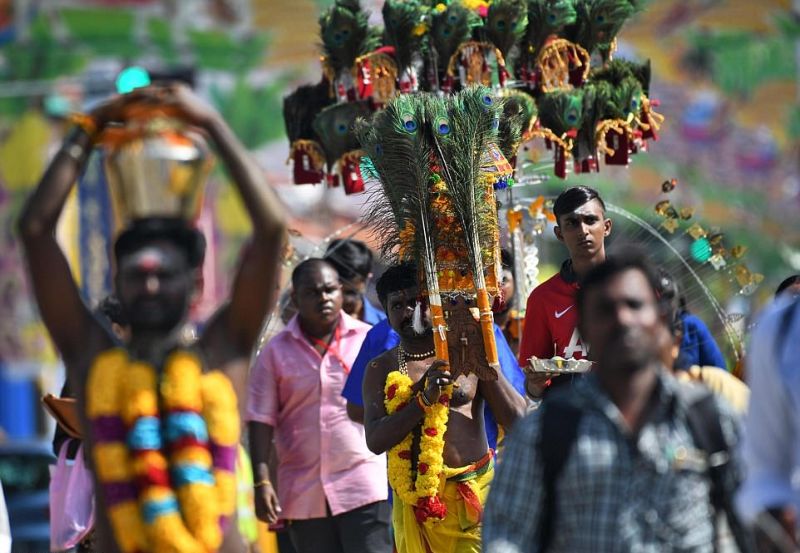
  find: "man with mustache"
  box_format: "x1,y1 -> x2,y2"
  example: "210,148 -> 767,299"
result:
519,185 -> 611,399
247,258 -> 390,553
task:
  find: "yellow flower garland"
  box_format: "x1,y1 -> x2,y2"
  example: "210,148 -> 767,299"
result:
384,370 -> 452,526
86,348 -> 239,553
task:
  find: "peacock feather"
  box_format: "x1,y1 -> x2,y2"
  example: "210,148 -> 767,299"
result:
312,101 -> 372,169
566,0 -> 638,61
498,89 -> 537,159
484,0 -> 529,61
591,58 -> 651,96
429,87 -> 502,287
536,88 -> 585,137
430,2 -> 480,77
355,94 -> 436,265
319,0 -> 382,74
574,83 -> 606,160
602,76 -> 642,121
521,0 -> 578,63
282,81 -> 333,142
383,0 -> 429,76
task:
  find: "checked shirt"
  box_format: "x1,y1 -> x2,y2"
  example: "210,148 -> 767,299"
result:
483,372 -> 740,553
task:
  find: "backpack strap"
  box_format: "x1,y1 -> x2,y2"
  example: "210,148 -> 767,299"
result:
684,392 -> 756,553
538,398 -> 583,552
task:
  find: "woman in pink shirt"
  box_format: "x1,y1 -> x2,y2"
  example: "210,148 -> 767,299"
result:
247,259 -> 391,553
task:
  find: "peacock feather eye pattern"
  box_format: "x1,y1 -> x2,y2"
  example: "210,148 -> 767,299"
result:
402,114 -> 419,133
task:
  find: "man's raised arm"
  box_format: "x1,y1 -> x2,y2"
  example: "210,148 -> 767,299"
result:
17,101 -> 127,366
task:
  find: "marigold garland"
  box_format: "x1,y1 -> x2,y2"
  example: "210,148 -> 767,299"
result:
384,370 -> 452,526
86,348 -> 239,553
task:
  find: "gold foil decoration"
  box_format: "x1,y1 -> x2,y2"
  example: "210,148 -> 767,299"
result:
679,207 -> 694,220
734,264 -> 764,290
661,218 -> 679,234
655,200 -> 678,219
686,223 -> 707,240
731,245 -> 748,259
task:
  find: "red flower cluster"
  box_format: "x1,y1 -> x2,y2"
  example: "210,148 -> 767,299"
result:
415,496 -> 448,524
438,394 -> 450,406
424,427 -> 438,437
418,462 -> 428,474
386,384 -> 397,400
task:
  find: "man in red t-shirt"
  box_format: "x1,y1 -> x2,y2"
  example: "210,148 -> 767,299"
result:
519,186 -> 612,398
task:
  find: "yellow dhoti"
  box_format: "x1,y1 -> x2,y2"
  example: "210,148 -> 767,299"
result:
393,452 -> 494,553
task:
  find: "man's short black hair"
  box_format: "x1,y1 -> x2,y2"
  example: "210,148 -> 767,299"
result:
776,274 -> 800,297
376,262 -> 418,306
324,239 -> 374,281
553,186 -> 606,225
654,269 -> 684,337
94,295 -> 128,327
576,251 -> 664,317
291,258 -> 337,289
114,218 -> 206,270
500,248 -> 514,269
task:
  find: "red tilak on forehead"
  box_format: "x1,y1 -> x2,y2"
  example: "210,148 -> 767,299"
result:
136,252 -> 163,271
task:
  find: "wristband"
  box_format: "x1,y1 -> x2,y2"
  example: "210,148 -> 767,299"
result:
254,480 -> 273,489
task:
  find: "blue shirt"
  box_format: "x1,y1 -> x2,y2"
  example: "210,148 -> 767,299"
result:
342,319 -> 526,450
361,295 -> 387,326
737,296 -> 800,522
679,312 -> 726,370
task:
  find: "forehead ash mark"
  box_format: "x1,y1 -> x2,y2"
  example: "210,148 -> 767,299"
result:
120,246 -> 171,273
136,251 -> 163,271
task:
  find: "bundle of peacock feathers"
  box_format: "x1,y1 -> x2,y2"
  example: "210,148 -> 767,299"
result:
382,0 -> 429,91
357,86 -> 521,379
283,81 -> 334,185
319,0 -> 382,82
283,0 -> 663,189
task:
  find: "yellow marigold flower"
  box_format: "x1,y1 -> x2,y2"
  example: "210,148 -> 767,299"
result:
162,351 -> 203,411
93,443 -> 132,482
214,470 -> 238,516
177,484 -> 222,550
86,349 -> 127,417
148,513 -> 206,553
132,450 -> 169,477
412,23 -> 427,36
142,485 -> 174,504
435,3 -> 446,13
108,501 -> 147,553
201,372 -> 240,446
172,446 -> 212,467
121,362 -> 158,424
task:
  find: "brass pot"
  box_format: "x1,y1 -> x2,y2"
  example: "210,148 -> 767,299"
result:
100,106 -> 214,226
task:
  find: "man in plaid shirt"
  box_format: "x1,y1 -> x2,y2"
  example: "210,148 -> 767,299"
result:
483,254 -> 743,553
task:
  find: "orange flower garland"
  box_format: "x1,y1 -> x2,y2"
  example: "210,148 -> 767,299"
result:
384,370 -> 452,526
86,348 -> 239,553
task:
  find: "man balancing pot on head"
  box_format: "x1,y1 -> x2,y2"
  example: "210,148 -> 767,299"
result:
18,84 -> 286,553
362,264 -> 526,553
518,185 -> 612,400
